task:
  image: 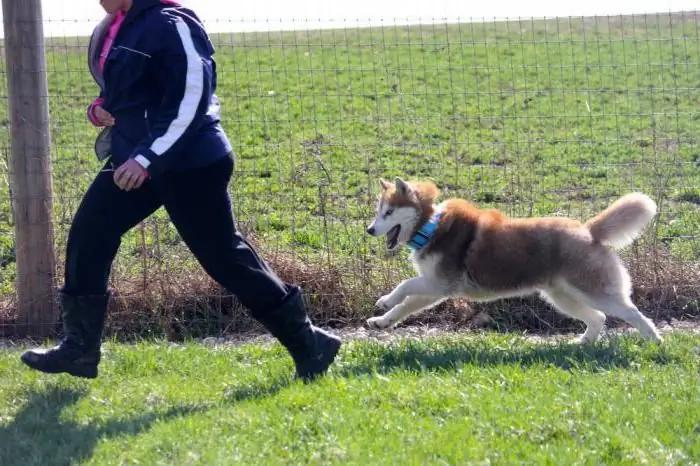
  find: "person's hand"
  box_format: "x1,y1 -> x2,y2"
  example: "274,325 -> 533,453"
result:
94,105 -> 115,126
114,158 -> 148,191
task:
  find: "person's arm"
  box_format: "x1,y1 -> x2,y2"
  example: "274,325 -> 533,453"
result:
129,15 -> 212,177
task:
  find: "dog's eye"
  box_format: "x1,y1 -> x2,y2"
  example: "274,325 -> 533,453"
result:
384,209 -> 394,217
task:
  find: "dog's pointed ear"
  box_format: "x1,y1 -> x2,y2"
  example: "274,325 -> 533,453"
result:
394,177 -> 411,195
379,178 -> 391,191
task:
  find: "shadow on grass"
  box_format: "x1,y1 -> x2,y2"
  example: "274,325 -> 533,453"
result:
0,371 -> 295,466
0,386 -> 205,466
223,374 -> 292,403
336,335 -> 684,378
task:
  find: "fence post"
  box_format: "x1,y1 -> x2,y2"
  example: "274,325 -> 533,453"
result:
1,0 -> 57,337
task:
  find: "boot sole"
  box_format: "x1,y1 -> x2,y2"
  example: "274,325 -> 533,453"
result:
20,352 -> 98,379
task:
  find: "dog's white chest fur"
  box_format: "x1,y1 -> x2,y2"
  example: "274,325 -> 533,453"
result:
412,249 -> 482,297
410,251 -> 442,277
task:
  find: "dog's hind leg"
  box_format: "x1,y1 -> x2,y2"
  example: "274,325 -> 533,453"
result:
581,292 -> 662,342
540,289 -> 607,344
367,296 -> 447,330
562,251 -> 662,342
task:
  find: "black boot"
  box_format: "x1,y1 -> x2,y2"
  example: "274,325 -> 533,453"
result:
20,292 -> 110,379
253,286 -> 341,382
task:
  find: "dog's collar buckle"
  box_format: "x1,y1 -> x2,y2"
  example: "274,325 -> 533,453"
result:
406,209 -> 444,251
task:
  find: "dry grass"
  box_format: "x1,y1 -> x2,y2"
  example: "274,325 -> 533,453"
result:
95,239 -> 700,339
2,236 -> 697,341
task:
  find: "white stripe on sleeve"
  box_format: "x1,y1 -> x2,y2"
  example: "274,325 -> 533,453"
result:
134,154 -> 151,168
149,18 -> 204,156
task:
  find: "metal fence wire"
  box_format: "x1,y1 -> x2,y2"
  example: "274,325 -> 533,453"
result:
1,13 -> 699,339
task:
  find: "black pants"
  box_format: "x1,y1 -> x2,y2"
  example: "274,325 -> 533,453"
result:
63,155 -> 289,314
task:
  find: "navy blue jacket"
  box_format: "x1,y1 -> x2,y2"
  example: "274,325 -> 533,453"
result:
87,0 -> 232,176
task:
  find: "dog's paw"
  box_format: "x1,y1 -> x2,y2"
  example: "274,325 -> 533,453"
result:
366,316 -> 391,330
374,294 -> 394,311
573,335 -> 594,345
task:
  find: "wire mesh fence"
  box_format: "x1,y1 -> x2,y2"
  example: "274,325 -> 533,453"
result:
1,12 -> 699,339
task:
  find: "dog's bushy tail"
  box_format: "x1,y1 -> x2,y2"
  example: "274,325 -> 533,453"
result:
585,193 -> 657,249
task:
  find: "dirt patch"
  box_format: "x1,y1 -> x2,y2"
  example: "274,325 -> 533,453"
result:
186,318 -> 700,349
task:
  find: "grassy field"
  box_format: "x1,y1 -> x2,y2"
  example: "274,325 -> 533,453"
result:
0,330 -> 698,464
1,14 -> 699,326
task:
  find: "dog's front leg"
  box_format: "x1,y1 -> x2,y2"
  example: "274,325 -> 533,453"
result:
367,295 -> 446,329
375,277 -> 434,310
368,277 -> 442,329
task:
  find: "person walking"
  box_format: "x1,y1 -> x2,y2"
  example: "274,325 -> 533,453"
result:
20,0 -> 341,381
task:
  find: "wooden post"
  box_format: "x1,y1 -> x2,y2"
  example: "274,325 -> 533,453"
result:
2,0 -> 57,337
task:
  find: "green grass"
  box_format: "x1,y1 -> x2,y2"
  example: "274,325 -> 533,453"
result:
0,331 -> 699,464
1,14 -> 700,304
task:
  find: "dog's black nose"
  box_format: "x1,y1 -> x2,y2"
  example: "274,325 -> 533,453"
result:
366,226 -> 375,235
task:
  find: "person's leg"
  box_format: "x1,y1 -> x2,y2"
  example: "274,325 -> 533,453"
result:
21,167 -> 162,378
155,155 -> 341,381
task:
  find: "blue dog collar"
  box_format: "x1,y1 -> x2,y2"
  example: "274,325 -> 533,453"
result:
406,209 -> 444,250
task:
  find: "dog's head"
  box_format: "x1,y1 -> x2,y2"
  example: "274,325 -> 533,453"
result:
366,177 -> 439,251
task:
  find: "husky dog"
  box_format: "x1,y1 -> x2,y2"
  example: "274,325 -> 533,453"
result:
365,177 -> 663,343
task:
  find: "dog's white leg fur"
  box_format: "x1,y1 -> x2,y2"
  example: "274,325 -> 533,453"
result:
367,296 -> 447,329
540,289 -> 607,344
558,280 -> 663,343
586,294 -> 662,342
374,277 -> 437,312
